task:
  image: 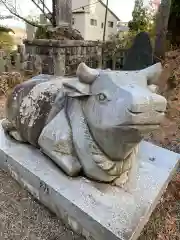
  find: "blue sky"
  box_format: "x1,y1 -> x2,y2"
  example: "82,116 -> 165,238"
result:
0,0 -> 149,29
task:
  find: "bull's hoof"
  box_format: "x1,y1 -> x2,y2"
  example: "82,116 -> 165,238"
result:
9,130 -> 27,143
1,119 -> 15,132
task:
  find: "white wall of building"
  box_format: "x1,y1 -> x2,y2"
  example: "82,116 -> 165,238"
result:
72,0 -> 89,12
72,0 -> 119,41
72,13 -> 87,39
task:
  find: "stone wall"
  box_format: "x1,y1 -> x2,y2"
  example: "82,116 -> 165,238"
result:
24,39 -> 102,76
102,48 -> 128,70
0,41 -> 127,76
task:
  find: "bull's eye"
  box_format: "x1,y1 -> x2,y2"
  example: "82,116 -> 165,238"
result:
97,93 -> 107,102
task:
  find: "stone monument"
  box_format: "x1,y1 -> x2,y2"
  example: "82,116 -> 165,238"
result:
2,61 -> 167,188
123,32 -> 154,70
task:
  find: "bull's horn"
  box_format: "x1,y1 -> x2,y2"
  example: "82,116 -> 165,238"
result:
76,62 -> 99,84
141,62 -> 163,85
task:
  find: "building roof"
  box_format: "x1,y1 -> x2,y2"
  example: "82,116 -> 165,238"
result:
73,11 -> 88,14
72,1 -> 120,21
98,0 -> 120,21
118,25 -> 129,32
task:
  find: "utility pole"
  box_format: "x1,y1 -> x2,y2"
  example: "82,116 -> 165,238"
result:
52,0 -> 56,27
103,0 -> 108,41
154,0 -> 172,61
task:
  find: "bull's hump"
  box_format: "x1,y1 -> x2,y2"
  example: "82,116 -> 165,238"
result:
17,80 -> 64,146
19,80 -> 63,125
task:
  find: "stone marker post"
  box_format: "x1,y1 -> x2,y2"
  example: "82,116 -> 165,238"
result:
40,14 -> 48,25
0,50 -> 5,73
15,53 -> 21,71
54,48 -> 66,76
0,58 -> 6,73
53,0 -> 72,27
17,45 -> 26,70
26,23 -> 36,41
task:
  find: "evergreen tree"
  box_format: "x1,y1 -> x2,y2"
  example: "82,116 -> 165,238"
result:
128,0 -> 149,32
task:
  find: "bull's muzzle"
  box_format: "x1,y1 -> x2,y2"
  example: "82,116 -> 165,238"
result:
123,84 -> 167,125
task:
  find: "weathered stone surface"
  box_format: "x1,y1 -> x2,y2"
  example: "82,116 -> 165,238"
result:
3,63 -> 167,187
0,72 -> 22,95
26,23 -> 36,41
53,0 -> 72,27
46,26 -> 83,40
0,121 -> 179,240
24,39 -> 102,76
0,58 -> 6,73
123,32 -> 153,70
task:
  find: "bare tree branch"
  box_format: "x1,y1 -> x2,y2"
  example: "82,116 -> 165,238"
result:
0,0 -> 42,27
0,0 -> 59,28
31,0 -> 45,14
39,0 -> 52,16
31,0 -> 53,24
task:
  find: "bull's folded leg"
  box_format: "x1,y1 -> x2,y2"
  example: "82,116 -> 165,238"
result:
40,148 -> 81,177
38,109 -> 82,177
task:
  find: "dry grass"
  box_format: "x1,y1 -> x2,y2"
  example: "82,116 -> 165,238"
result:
140,49 -> 180,240
140,174 -> 180,240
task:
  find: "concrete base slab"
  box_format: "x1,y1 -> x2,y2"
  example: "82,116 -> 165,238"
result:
0,122 -> 179,240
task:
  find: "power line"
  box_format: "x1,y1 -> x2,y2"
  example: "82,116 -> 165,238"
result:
14,0 -> 17,13
73,1 -> 101,12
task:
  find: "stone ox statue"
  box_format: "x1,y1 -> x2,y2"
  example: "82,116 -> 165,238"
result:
2,62 -> 167,188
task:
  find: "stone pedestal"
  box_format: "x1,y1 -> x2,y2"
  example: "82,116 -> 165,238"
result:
0,121 -> 179,240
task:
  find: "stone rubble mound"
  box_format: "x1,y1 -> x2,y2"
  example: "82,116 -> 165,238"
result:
0,72 -> 22,95
47,26 -> 84,40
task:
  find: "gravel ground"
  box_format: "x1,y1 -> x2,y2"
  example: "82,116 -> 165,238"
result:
0,171 -> 84,240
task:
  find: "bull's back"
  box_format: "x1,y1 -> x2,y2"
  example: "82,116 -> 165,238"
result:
6,75 -> 64,146
6,75 -> 53,125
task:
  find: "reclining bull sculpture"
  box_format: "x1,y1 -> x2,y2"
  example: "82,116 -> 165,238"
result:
2,62 -> 167,188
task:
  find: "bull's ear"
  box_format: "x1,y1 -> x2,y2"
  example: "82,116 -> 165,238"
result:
62,77 -> 91,97
141,62 -> 163,85
76,62 -> 99,84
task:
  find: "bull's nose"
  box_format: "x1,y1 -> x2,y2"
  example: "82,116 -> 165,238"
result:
129,93 -> 167,113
